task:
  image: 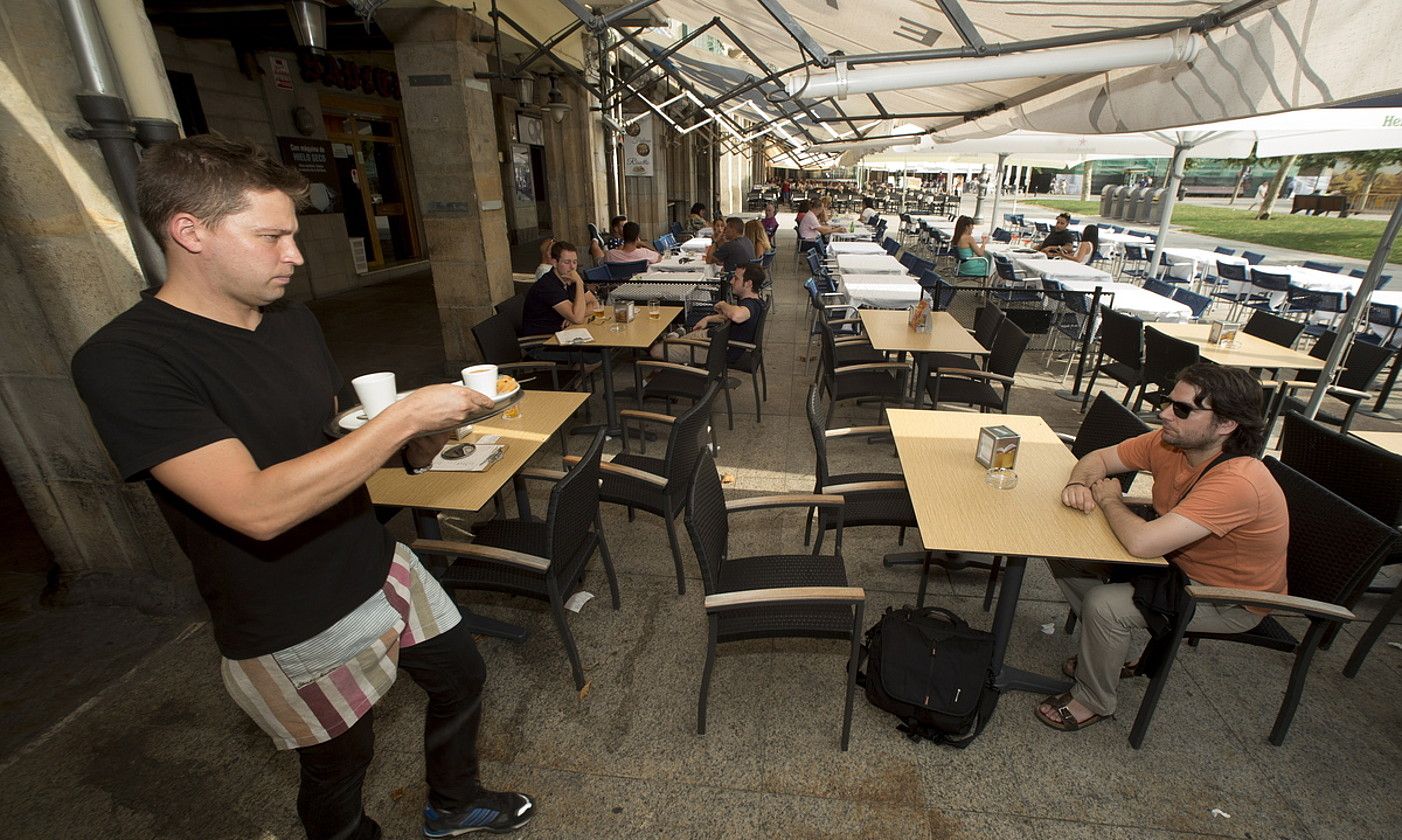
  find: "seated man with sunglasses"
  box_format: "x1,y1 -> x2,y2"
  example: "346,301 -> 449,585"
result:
1038,363 -> 1288,732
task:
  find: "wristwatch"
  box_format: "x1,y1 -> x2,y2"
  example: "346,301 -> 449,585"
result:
400,446 -> 430,476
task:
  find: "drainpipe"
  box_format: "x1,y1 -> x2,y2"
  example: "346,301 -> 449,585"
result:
58,0 -> 166,286
598,32 -> 619,218
92,0 -> 181,147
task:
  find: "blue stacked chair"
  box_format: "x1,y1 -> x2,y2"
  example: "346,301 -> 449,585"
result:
1144,278 -> 1176,299
1302,260 -> 1343,273
1171,286 -> 1212,320
1242,250 -> 1267,265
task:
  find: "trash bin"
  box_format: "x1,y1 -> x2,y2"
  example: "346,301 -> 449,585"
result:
1100,184 -> 1117,217
1146,188 -> 1168,225
1109,186 -> 1131,219
1125,188 -> 1149,222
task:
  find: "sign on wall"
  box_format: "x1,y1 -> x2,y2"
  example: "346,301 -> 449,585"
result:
623,114 -> 654,177
517,114 -> 545,146
277,137 -> 341,213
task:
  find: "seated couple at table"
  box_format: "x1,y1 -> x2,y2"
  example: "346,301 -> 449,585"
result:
650,265 -> 766,364
1039,364 -> 1287,732
604,221 -> 663,265
704,217 -> 756,271
1036,214 -> 1100,264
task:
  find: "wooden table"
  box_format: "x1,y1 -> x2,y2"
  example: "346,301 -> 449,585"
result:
887,410 -> 1164,694
546,306 -> 681,436
859,310 -> 989,408
367,390 -> 589,640
1149,323 -> 1326,373
1352,430 -> 1402,456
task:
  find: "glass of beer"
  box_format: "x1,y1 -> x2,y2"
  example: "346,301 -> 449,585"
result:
648,299 -> 660,319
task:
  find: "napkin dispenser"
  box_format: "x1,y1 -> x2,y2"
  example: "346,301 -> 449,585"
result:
976,425 -> 1020,470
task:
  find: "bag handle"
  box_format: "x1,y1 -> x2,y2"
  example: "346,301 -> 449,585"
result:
905,606 -> 967,628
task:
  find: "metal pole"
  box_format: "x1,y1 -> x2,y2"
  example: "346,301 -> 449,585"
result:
58,0 -> 165,286
1148,143 -> 1188,280
598,32 -> 618,218
986,152 -> 1009,228
1070,287 -> 1104,397
1302,198 -> 1402,420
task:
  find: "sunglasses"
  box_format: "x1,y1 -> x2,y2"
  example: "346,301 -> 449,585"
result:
1163,398 -> 1211,420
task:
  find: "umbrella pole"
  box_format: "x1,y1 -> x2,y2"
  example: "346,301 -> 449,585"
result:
1300,198 -> 1402,421
986,152 -> 1009,232
1148,143 -> 1187,280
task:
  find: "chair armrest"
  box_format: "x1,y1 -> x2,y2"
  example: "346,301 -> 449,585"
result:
1325,385 -> 1370,400
1185,585 -> 1354,622
729,340 -> 758,350
836,362 -> 910,375
1056,432 -> 1076,445
825,425 -> 891,438
618,409 -> 677,425
410,538 -> 549,572
822,479 -> 906,494
635,360 -> 707,377
662,335 -> 711,348
932,367 -> 1016,385
704,586 -> 866,612
725,493 -> 844,513
826,317 -> 864,326
517,468 -> 567,482
518,333 -> 553,347
562,454 -> 668,487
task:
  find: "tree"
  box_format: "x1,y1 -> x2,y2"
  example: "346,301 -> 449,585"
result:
1256,154 -> 1297,220
1079,160 -> 1095,201
1336,149 -> 1402,210
1223,144 -> 1258,205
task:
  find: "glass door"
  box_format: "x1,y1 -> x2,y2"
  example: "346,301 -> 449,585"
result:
323,101 -> 421,269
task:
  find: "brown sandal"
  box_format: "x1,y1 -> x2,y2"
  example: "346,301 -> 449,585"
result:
1062,655 -> 1139,680
1035,692 -> 1114,732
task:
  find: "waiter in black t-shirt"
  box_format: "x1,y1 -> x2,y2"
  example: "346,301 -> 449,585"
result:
1037,212 -> 1077,256
71,135 -> 534,839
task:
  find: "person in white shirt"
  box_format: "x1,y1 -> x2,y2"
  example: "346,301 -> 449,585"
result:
858,198 -> 877,223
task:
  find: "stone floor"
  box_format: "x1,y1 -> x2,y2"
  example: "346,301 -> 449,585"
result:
1,212 -> 1400,839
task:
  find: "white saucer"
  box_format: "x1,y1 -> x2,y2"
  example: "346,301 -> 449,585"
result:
337,392 -> 411,431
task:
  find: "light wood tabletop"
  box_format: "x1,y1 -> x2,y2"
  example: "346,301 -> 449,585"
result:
1353,430 -> 1402,456
886,409 -> 1162,565
858,310 -> 989,356
365,390 -> 587,512
1149,323 -> 1325,371
544,306 -> 682,350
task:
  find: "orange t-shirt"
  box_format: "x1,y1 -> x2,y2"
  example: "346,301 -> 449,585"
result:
1116,430 -> 1288,610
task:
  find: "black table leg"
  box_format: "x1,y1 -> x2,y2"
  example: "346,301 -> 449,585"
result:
989,556 -> 1072,695
412,508 -> 528,642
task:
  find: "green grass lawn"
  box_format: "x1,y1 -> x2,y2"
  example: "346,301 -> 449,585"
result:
1029,199 -> 1402,264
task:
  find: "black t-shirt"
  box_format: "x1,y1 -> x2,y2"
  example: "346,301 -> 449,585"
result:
728,298 -> 766,363
1040,229 -> 1074,250
713,237 -> 756,271
521,270 -> 574,336
71,295 -> 394,660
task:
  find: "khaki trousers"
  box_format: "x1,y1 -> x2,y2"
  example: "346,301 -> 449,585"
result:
1048,559 -> 1262,716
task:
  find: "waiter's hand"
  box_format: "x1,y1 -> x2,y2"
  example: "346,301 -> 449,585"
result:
389,383 -> 495,436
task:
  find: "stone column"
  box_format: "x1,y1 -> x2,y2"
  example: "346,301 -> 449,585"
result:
0,0 -> 193,607
379,6 -> 512,371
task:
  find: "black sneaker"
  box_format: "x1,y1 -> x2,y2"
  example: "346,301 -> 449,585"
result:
422,791 -> 535,837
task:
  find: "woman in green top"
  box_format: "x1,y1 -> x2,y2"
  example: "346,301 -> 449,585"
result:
952,215 -> 990,278
687,203 -> 709,235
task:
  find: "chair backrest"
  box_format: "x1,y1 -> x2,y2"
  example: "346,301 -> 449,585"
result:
471,312 -> 525,364
1242,250 -> 1266,265
1262,456 -> 1398,607
608,259 -> 649,281
882,237 -> 900,256
1171,286 -> 1212,319
994,255 -> 1020,283
683,449 -> 729,593
1144,278 -> 1175,299
704,321 -> 731,382
1123,244 -> 1146,262
494,291 -> 528,334
1243,309 -> 1304,348
1279,410 -> 1402,529
973,304 -> 1006,349
653,237 -> 669,254
1333,338 -> 1394,391
545,427 -> 607,569
1216,260 -> 1249,283
1097,307 -> 1144,368
1301,260 -> 1342,273
1143,326 -> 1200,389
663,382 -> 721,496
670,221 -> 685,240
1214,246 -> 1237,256
806,383 -> 833,485
1249,267 -> 1292,293
1075,392 -> 1150,491
1368,300 -> 1401,329
899,252 -> 918,270
907,256 -> 934,275
760,249 -> 776,270
584,264 -> 612,284
986,318 -> 1030,378
930,275 -> 957,311
992,227 -> 1012,242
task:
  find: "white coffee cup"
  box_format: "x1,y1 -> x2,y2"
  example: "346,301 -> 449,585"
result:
461,364 -> 499,398
351,371 -> 398,419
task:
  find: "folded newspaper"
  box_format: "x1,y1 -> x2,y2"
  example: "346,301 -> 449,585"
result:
429,437 -> 506,472
555,327 -> 594,345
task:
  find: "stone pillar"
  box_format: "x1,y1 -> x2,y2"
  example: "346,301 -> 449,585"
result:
0,0 -> 193,606
379,6 -> 512,371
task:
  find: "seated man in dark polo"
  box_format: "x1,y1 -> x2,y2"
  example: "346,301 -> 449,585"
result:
1036,212 -> 1076,256
521,240 -> 596,338
650,265 -> 766,364
1039,363 -> 1287,732
704,216 -> 755,272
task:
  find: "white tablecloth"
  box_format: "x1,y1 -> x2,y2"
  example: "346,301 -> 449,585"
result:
640,270 -> 711,283
1012,255 -> 1112,282
1162,247 -> 1247,282
837,254 -> 907,274
652,255 -> 711,272
1054,279 -> 1191,322
842,278 -> 922,308
680,237 -> 712,253
827,241 -> 886,255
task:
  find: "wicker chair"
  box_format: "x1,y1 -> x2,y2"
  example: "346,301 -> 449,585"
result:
635,322 -> 730,447
682,449 -> 866,750
1081,307 -> 1145,410
1127,457 -> 1398,747
817,318 -> 910,425
414,428 -> 619,691
927,319 -> 1030,414
1141,327 -> 1200,408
